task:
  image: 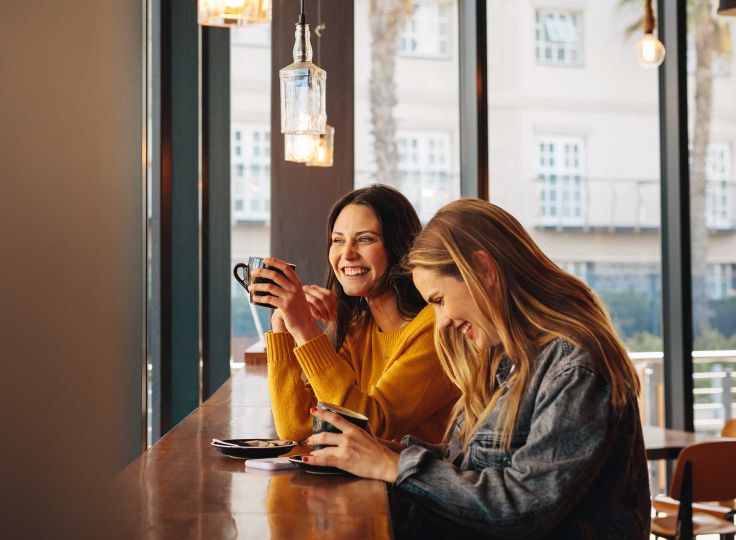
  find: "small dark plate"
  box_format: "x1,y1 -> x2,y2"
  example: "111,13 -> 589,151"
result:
287,455 -> 349,476
211,439 -> 297,460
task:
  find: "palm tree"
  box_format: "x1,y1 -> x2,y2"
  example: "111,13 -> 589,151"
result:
621,0 -> 733,336
368,0 -> 411,185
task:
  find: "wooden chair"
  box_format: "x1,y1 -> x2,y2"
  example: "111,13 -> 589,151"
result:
651,440 -> 736,539
722,419 -> 736,438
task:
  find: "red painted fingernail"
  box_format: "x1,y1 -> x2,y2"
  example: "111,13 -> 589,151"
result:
302,456 -> 309,462
310,407 -> 318,413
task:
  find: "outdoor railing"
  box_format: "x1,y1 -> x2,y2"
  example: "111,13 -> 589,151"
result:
631,350 -> 736,436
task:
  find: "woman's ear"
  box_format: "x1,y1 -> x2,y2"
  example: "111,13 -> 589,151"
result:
473,250 -> 498,288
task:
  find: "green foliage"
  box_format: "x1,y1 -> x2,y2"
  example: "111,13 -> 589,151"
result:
694,327 -> 736,350
599,288 -> 660,338
624,331 -> 663,352
709,296 -> 736,338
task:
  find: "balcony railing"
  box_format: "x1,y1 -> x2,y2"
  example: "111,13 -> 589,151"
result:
534,176 -> 734,232
631,350 -> 736,436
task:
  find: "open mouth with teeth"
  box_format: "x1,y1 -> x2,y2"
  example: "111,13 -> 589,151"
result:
341,267 -> 370,277
458,322 -> 473,338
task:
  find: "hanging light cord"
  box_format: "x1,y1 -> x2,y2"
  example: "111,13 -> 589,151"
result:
643,0 -> 655,34
316,0 -> 322,66
299,0 -> 306,24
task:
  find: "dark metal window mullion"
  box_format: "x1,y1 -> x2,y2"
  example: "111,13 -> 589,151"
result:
159,0 -> 200,434
201,26 -> 232,400
459,0 -> 489,200
659,0 -> 694,432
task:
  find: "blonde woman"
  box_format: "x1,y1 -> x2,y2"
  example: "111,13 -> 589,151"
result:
305,199 -> 650,538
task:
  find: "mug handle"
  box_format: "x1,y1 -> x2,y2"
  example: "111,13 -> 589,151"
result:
233,263 -> 250,291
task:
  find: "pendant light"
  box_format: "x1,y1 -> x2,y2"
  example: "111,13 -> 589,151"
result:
637,0 -> 666,67
279,0 -> 327,136
284,133 -> 318,162
305,7 -> 334,167
306,124 -> 334,167
198,0 -> 271,28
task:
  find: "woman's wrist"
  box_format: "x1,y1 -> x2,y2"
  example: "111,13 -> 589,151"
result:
291,320 -> 323,346
381,450 -> 400,483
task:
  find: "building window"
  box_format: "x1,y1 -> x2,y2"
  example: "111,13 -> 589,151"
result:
707,263 -> 736,300
399,2 -> 451,58
534,10 -> 583,66
706,143 -> 733,230
536,136 -> 586,226
397,131 -> 453,223
232,124 -> 270,222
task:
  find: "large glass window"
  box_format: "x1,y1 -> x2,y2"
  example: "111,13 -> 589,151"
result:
688,4 -> 736,436
355,0 -> 460,215
230,25 -> 272,369
488,0 -> 663,436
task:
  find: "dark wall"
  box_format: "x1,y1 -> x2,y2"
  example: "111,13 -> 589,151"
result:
271,0 -> 355,285
0,1 -> 144,536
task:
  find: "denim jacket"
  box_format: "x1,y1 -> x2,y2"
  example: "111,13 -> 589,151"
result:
395,339 -> 650,539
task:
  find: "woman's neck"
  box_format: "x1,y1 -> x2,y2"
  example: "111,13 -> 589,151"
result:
366,292 -> 408,332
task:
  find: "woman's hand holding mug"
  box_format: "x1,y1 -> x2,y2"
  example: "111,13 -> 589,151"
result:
250,258 -> 333,346
271,283 -> 337,334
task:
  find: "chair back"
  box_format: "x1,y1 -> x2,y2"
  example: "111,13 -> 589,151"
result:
669,440 -> 736,503
722,419 -> 736,438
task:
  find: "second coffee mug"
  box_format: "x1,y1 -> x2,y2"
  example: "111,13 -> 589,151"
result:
233,256 -> 296,308
311,402 -> 369,450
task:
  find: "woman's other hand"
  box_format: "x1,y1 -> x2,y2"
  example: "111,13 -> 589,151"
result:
270,308 -> 287,333
303,285 -> 337,323
305,408 -> 401,483
249,258 -> 321,345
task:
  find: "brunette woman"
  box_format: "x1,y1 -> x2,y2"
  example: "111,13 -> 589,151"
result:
250,185 -> 458,442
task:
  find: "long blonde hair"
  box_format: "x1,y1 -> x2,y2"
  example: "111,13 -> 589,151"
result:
405,199 -> 640,451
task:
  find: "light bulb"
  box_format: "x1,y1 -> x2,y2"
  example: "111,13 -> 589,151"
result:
637,33 -> 666,67
198,0 -> 271,27
285,133 -> 318,163
306,124 -> 334,167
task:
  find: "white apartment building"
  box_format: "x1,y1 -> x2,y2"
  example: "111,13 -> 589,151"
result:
230,0 -> 736,346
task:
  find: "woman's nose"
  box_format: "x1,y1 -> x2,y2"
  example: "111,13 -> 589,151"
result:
436,314 -> 452,331
341,240 -> 359,259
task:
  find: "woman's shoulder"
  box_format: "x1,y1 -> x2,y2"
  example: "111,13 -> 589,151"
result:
536,338 -> 608,383
402,304 -> 435,337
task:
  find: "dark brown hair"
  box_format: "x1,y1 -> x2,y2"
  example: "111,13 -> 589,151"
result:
325,184 -> 426,351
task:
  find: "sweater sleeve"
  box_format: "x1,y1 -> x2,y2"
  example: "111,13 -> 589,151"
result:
266,331 -> 316,441
293,312 -> 458,441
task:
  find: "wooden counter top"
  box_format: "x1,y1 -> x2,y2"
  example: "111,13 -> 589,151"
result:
113,367 -> 393,539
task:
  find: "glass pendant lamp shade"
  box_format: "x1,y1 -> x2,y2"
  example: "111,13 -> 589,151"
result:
306,124 -> 334,167
718,0 -> 736,15
284,133 -> 318,163
280,23 -> 327,135
198,0 -> 271,27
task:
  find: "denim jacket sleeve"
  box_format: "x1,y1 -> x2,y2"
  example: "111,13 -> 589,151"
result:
394,362 -> 614,538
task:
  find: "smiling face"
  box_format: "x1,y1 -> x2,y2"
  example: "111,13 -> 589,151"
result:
412,266 -> 500,349
328,204 -> 389,298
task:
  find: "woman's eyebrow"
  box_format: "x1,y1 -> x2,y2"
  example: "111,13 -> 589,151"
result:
331,229 -> 381,236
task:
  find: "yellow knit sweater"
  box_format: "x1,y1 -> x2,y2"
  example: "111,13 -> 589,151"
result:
266,305 -> 459,443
